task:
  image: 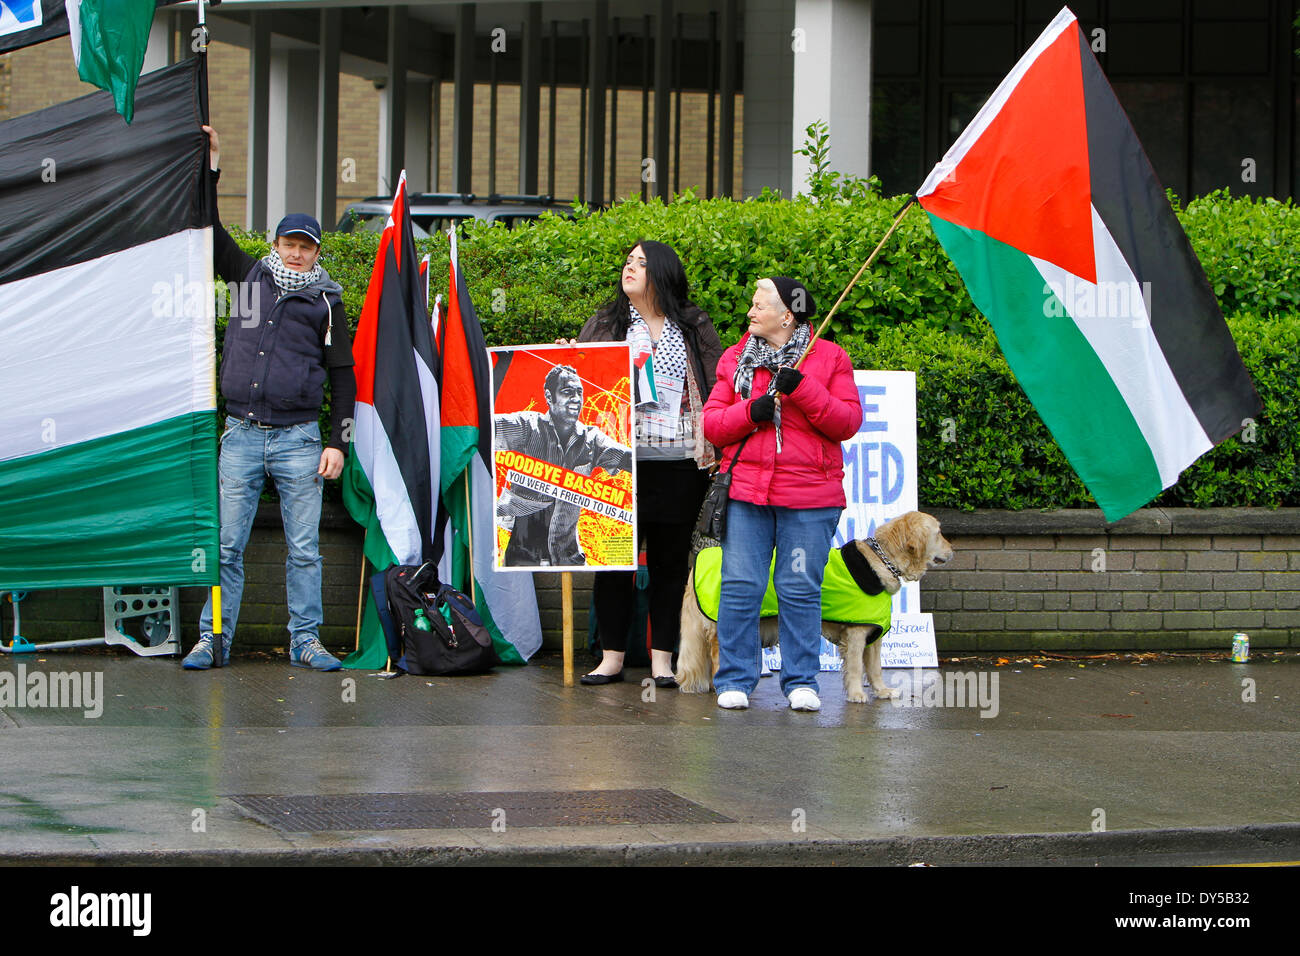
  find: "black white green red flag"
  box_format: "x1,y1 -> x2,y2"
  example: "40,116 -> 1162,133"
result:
440,228 -> 541,663
65,0 -> 156,123
0,58 -> 218,589
341,171 -> 440,669
0,2 -> 183,57
918,6 -> 1260,522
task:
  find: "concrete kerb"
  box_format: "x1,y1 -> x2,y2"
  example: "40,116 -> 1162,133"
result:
3,823 -> 1298,867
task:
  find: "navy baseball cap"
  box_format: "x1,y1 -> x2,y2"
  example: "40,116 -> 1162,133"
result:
274,213 -> 322,245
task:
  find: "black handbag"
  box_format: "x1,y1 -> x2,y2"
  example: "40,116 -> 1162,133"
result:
693,433 -> 752,543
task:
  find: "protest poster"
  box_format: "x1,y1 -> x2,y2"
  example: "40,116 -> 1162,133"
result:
489,343 -> 636,572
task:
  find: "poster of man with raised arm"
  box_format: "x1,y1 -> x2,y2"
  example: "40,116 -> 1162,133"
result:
490,343 -> 636,572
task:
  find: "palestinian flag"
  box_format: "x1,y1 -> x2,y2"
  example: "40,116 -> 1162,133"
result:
0,58 -> 217,590
65,0 -> 156,123
341,171 -> 440,669
0,1 -> 183,57
420,252 -> 430,318
440,228 -> 541,663
918,6 -> 1260,522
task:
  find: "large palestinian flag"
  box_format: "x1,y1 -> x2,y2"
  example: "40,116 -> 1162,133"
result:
918,7 -> 1260,522
0,57 -> 217,590
341,171 -> 440,669
440,228 -> 541,663
0,1 -> 183,56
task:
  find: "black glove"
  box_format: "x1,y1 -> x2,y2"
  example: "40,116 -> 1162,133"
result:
773,366 -> 804,396
749,394 -> 776,423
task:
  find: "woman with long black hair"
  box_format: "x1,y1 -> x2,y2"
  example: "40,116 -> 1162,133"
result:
574,240 -> 724,686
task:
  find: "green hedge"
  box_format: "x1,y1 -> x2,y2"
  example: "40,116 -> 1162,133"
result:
223,187 -> 1296,510
841,313 -> 1296,511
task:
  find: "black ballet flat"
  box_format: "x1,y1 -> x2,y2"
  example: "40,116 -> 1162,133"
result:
580,670 -> 625,685
653,675 -> 679,689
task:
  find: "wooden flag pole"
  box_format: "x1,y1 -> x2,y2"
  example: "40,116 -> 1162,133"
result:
463,469 -> 476,597
562,572 -> 574,687
794,196 -> 917,371
354,529 -> 368,652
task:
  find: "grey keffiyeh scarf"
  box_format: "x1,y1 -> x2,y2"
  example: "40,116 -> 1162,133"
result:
732,321 -> 812,453
261,250 -> 323,297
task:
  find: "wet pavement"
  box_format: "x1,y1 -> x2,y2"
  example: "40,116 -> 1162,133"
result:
0,648 -> 1296,865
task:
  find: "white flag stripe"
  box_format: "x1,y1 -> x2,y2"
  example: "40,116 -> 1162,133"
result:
414,343 -> 441,561
470,453 -> 542,660
1030,206 -> 1212,489
63,1 -> 83,68
353,402 -> 423,566
0,228 -> 214,464
918,7 -> 1077,199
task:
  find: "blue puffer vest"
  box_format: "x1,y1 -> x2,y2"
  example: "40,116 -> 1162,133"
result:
220,260 -> 344,425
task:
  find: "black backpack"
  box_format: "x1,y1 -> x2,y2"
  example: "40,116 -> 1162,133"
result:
383,563 -> 500,676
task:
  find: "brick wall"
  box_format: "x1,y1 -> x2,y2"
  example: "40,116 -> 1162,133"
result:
206,40 -> 383,226
3,42 -> 742,221
921,509 -> 1300,652
437,81 -> 744,201
0,40 -> 86,121
8,508 -> 1298,657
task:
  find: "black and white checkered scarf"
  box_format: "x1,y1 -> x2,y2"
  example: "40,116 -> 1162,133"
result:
261,250 -> 322,297
627,305 -> 689,393
732,322 -> 812,453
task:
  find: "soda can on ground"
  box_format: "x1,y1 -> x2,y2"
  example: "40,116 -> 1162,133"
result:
1230,633 -> 1250,663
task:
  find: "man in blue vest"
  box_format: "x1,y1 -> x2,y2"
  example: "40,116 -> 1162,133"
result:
184,126 -> 356,671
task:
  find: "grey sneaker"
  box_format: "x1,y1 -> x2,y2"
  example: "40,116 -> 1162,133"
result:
289,638 -> 342,671
182,634 -> 230,669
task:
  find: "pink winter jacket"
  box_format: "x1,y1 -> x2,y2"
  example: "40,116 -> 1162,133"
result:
702,334 -> 862,509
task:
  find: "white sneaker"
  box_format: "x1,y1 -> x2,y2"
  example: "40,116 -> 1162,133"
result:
788,688 -> 821,712
717,690 -> 749,710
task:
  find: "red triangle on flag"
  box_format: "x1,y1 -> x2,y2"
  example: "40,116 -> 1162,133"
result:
920,23 -> 1096,284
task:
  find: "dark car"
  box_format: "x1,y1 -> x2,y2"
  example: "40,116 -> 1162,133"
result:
336,192 -> 572,236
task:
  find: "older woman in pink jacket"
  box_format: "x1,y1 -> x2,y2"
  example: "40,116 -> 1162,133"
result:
701,277 -> 863,712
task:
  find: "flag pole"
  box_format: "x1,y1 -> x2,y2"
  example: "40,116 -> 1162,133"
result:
463,469 -> 476,598
794,195 -> 917,371
562,572 -> 573,687
354,531 -> 367,652
196,0 -> 224,667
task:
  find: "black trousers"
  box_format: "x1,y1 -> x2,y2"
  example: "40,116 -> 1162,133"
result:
592,459 -> 708,655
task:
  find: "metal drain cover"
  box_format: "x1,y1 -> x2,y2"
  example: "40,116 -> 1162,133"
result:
229,789 -> 733,832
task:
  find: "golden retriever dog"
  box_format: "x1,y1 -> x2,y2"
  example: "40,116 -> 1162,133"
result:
675,511 -> 953,702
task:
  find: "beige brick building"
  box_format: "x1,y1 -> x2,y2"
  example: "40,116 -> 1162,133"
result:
2,35 -> 743,226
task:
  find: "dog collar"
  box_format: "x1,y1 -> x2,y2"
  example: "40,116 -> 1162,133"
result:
840,541 -> 886,595
866,536 -> 906,582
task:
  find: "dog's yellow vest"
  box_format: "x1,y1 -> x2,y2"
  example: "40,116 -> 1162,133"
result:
692,546 -> 894,636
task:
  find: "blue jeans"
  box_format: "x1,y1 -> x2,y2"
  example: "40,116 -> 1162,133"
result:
199,417 -> 325,649
714,500 -> 840,697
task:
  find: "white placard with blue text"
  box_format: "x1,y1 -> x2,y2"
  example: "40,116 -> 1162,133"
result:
832,370 -> 937,668
761,370 -> 938,673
